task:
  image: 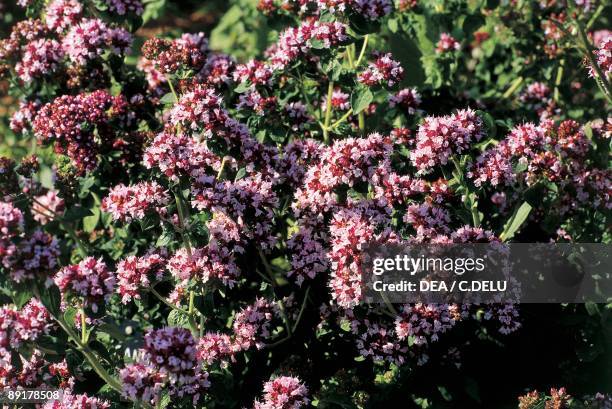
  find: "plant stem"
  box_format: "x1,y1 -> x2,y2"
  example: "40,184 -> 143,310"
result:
355,35 -> 369,66
291,286 -> 311,333
80,307 -> 87,343
358,112 -> 365,133
165,74 -> 179,102
330,108 -> 353,129
217,156 -> 228,180
53,314 -> 123,393
554,58 -> 565,103
149,287 -> 189,314
322,80 -> 334,144
502,76 -> 523,99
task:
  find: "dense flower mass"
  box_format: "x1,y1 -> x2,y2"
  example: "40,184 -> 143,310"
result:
54,257 -> 115,312
62,18 -> 132,65
358,52 -> 404,87
121,327 -> 210,405
410,109 -> 485,172
116,252 -> 166,303
16,38 -> 64,82
45,0 -> 83,33
33,89 -> 128,173
102,181 -> 170,222
253,376 -> 310,409
436,33 -> 461,53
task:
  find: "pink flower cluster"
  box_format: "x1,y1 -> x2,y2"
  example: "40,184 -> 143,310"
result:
410,109 -> 485,172
519,82 -> 557,120
196,332 -> 236,367
0,201 -> 24,239
45,0 -> 83,33
232,298 -> 276,350
436,33 -> 461,53
315,0 -> 392,20
348,314 -> 409,365
589,36 -> 611,77
267,20 -> 348,71
353,0 -> 393,21
394,303 -> 461,346
54,257 -> 116,312
105,0 -> 144,15
320,87 -> 350,111
3,230 -> 60,283
9,100 -> 39,135
15,38 -> 64,82
33,90 -> 128,173
388,87 -> 421,115
116,252 -> 166,303
143,131 -> 221,181
120,327 -> 210,405
167,246 -> 240,286
62,18 -> 132,65
141,36 -> 205,75
102,181 -> 170,223
327,204 -> 395,307
0,201 -> 61,283
253,376 -> 310,409
358,52 -> 404,87
294,133 -> 395,215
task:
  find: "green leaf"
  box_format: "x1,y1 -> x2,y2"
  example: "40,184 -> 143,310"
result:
234,167 -> 247,181
83,207 -> 100,233
38,284 -> 62,317
156,231 -> 174,247
476,110 -> 496,139
64,307 -> 78,326
351,85 -> 373,115
234,81 -> 251,94
12,283 -> 33,309
500,202 -> 532,242
63,206 -> 94,222
158,391 -> 172,409
168,309 -> 190,328
159,92 -> 176,105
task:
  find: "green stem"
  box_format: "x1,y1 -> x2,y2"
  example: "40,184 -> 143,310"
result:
149,287 -> 189,314
165,74 -> 179,102
502,76 -> 524,99
330,108 -> 353,129
358,112 -> 365,133
53,315 -> 123,393
553,58 -> 565,103
291,286 -> 311,333
322,80 -> 334,144
217,156 -> 228,180
355,35 -> 369,66
80,307 -> 87,344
